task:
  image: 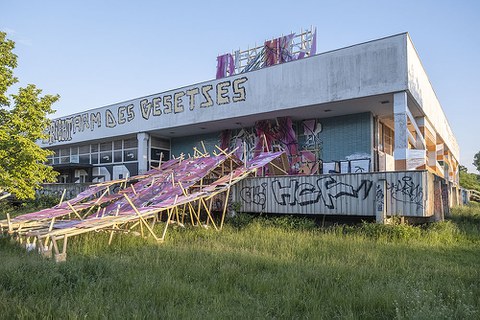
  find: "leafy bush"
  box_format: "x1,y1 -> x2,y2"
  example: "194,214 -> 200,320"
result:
459,171 -> 480,192
0,200 -> 12,220
227,212 -> 255,229
259,215 -> 317,231
25,194 -> 61,209
343,221 -> 422,241
0,194 -> 60,219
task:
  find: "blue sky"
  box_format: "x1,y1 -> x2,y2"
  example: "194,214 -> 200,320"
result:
1,0 -> 479,171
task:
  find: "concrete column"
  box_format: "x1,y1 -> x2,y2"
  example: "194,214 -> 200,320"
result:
137,132 -> 149,174
393,92 -> 408,170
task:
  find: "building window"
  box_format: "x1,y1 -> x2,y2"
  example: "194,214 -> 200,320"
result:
150,149 -> 170,168
124,149 -> 137,161
378,123 -> 394,155
79,145 -> 90,154
113,151 -> 122,163
114,140 -> 123,150
47,137 -> 147,167
79,154 -> 90,164
124,138 -> 138,149
384,125 -> 394,155
100,142 -> 112,152
91,153 -> 99,164
151,148 -> 169,161
100,151 -> 112,163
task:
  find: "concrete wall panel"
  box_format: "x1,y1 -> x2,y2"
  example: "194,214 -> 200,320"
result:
233,171 -> 429,217
42,34 -> 408,148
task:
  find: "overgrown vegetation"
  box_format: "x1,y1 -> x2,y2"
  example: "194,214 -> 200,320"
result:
0,194 -> 60,220
460,170 -> 480,192
1,203 -> 479,319
0,31 -> 59,200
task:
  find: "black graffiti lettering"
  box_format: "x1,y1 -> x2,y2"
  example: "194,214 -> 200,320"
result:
232,77 -> 247,102
240,183 -> 267,210
216,81 -> 230,105
118,106 -> 127,124
90,112 -> 101,130
321,177 -> 373,200
200,85 -> 214,108
139,99 -> 152,120
126,104 -> 135,122
105,109 -> 116,128
186,88 -> 199,110
272,180 -> 297,206
174,91 -> 185,113
270,177 -> 373,209
72,115 -> 81,134
386,176 -> 423,208
296,182 -> 321,206
163,95 -> 172,114
375,184 -> 384,212
64,118 -> 73,141
152,97 -> 162,116
81,113 -> 89,130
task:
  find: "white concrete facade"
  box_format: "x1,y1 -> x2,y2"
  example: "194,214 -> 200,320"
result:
42,33 -> 459,183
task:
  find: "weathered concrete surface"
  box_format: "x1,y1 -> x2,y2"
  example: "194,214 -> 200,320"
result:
42,34 -> 408,147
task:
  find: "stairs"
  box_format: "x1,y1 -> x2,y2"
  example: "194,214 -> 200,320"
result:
470,189 -> 480,202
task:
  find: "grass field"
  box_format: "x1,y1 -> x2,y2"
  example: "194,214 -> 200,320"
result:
1,203 -> 479,319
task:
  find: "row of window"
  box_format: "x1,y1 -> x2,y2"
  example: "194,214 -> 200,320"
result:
47,138 -> 170,166
47,138 -> 139,165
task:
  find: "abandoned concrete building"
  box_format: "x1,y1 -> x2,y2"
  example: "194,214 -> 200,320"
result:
39,30 -> 460,220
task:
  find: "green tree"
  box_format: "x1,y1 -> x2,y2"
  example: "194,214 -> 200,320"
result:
0,32 -> 58,199
474,151 -> 480,173
459,170 -> 480,192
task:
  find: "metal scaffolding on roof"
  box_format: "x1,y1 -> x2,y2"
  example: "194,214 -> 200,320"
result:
216,26 -> 317,78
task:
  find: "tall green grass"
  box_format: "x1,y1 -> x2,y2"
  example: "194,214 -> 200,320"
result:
1,204 -> 479,319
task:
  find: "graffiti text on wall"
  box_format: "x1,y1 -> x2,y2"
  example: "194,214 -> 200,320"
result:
270,177 -> 373,209
240,176 -> 373,210
44,77 -> 248,145
239,175 -> 424,212
386,176 -> 424,208
240,183 -> 267,210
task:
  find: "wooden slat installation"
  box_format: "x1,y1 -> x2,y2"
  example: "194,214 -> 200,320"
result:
2,150 -> 284,262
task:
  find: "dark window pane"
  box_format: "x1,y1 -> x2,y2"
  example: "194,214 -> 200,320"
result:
114,151 -> 122,163
79,145 -> 90,154
100,142 -> 112,152
79,154 -> 90,164
70,147 -> 78,155
91,144 -> 99,153
123,138 -> 137,149
100,151 -> 112,163
114,140 -> 123,150
70,155 -> 79,163
124,149 -> 137,161
60,156 -> 70,164
151,148 -> 163,161
91,153 -> 99,164
60,148 -> 69,156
